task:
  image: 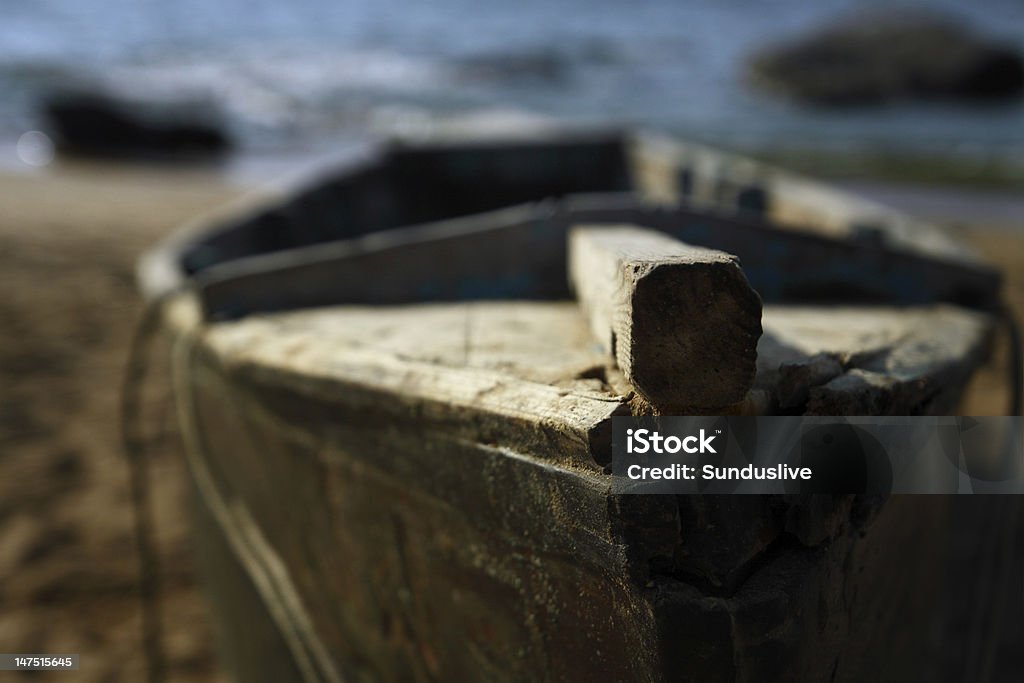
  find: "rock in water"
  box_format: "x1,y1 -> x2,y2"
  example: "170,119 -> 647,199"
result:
42,91 -> 232,159
747,10 -> 1024,106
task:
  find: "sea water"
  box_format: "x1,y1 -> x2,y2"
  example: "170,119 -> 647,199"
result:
0,0 -> 1022,161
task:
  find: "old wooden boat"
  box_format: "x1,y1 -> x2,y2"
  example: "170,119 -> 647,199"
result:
137,130 -> 1020,682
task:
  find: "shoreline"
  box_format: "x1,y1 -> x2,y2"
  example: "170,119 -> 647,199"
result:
3,140 -> 1020,233
749,145 -> 1024,192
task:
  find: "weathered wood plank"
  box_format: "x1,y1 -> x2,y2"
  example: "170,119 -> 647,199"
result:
194,203 -> 572,319
194,300 -> 629,469
563,195 -> 1001,309
188,195 -> 1001,321
569,225 -> 763,410
168,297 -> 993,429
177,332 -> 660,683
757,305 -> 994,414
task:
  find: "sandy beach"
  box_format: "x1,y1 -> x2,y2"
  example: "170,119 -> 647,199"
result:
0,160 -> 1020,681
0,165 -> 242,682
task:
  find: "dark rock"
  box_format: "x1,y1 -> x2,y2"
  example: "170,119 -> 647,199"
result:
747,11 -> 1024,106
41,90 -> 232,159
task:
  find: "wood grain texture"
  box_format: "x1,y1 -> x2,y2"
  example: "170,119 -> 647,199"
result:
756,305 -> 994,414
163,296 -> 987,683
569,225 -> 763,411
163,295 -> 993,422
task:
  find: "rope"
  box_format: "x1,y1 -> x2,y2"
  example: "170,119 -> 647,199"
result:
120,296 -> 172,683
120,291 -> 345,683
1001,303 -> 1023,417
170,315 -> 345,683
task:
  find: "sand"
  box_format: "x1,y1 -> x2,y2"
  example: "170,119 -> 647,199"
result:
0,165 -> 243,682
0,161 -> 1019,681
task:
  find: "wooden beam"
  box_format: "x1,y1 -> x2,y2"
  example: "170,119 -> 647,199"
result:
568,224 -> 762,410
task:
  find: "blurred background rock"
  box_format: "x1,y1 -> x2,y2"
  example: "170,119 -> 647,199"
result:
748,9 -> 1023,107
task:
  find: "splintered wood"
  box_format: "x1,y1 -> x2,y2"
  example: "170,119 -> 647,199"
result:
568,225 -> 762,411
